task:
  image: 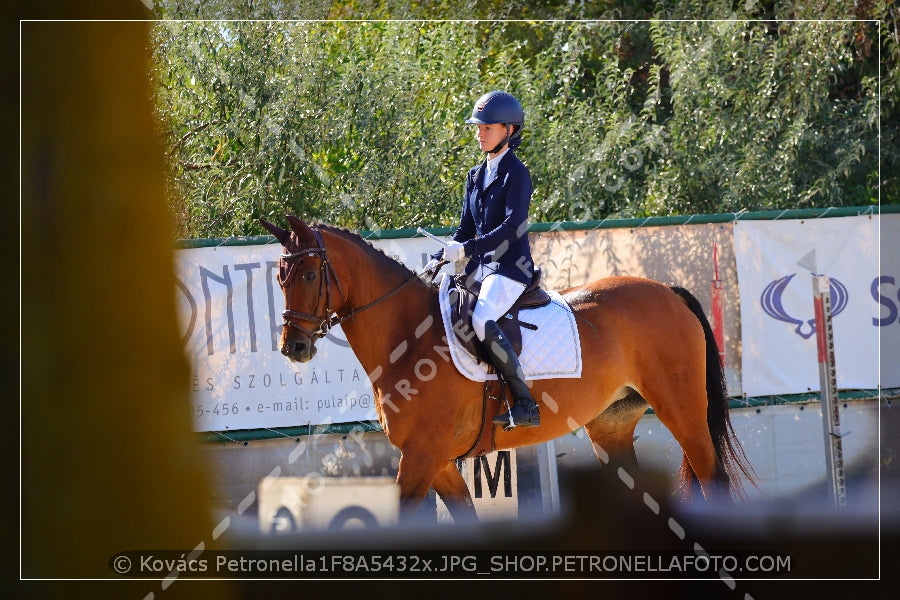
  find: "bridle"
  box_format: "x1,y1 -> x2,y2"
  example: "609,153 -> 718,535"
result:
278,227 -> 344,339
278,227 -> 421,339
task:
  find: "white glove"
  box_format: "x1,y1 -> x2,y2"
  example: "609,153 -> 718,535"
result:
442,240 -> 466,262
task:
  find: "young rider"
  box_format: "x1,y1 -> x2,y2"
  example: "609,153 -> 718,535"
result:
425,91 -> 540,429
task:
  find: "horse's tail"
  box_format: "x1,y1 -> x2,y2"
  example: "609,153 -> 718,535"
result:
670,286 -> 757,500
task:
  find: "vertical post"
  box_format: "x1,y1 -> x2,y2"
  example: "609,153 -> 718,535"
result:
812,275 -> 847,508
536,440 -> 560,515
710,242 -> 726,367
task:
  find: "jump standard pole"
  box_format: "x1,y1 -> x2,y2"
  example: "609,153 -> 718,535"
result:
710,241 -> 726,368
798,248 -> 847,509
812,273 -> 847,508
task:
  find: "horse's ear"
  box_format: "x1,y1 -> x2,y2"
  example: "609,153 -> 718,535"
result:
285,215 -> 317,245
259,218 -> 291,245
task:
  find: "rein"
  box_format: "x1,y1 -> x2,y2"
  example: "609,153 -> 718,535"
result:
280,227 -> 421,338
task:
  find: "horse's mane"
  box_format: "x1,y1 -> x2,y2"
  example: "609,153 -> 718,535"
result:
314,223 -> 423,283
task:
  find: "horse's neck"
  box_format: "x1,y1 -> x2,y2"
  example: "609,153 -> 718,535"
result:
325,229 -> 439,379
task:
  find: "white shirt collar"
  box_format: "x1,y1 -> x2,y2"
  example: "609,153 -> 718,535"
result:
486,148 -> 509,173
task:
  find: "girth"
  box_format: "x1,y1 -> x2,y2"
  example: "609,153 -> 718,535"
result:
457,379 -> 506,460
448,268 -> 551,364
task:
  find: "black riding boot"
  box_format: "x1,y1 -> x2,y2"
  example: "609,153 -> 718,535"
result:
483,320 -> 540,430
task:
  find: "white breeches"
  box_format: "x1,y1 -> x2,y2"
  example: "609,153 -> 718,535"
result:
471,271 -> 526,341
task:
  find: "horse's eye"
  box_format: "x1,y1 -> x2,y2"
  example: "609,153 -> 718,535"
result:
303,271 -> 317,282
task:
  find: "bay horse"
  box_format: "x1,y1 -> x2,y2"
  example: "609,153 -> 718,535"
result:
260,216 -> 755,522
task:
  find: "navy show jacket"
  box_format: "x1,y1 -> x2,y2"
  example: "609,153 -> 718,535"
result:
434,150 -> 535,286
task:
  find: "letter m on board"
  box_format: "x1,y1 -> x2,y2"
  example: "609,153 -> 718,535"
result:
473,451 -> 512,498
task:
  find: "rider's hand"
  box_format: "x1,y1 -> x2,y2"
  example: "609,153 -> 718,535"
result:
442,240 -> 465,262
423,258 -> 443,278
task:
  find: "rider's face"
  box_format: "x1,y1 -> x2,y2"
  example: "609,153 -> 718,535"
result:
475,123 -> 509,155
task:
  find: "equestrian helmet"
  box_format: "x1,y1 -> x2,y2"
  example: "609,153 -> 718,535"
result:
465,91 -> 524,149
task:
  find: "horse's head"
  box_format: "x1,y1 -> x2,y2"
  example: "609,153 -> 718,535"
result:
260,216 -> 342,363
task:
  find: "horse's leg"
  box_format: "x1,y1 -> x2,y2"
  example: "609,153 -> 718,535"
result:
431,461 -> 478,524
641,376 -> 720,500
672,432 -> 719,501
583,391 -> 648,470
395,447 -> 450,520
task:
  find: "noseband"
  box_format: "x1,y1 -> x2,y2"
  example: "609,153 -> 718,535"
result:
278,227 -> 420,339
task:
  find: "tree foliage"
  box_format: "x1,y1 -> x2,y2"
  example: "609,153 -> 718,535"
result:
149,0 -> 897,238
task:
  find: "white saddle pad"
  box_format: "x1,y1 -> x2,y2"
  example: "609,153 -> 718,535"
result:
437,274 -> 582,382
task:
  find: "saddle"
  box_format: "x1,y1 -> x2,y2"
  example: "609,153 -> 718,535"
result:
447,269 -> 551,365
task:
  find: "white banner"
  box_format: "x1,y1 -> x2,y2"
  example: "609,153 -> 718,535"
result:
734,214 -> 894,397
877,213 -> 900,389
175,235 -> 443,432
176,214 -> 897,430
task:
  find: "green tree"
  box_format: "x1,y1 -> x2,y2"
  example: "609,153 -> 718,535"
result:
149,1 -> 896,239
646,19 -> 879,213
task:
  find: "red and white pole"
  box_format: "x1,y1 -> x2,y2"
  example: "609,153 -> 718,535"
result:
812,274 -> 847,508
710,242 -> 726,367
